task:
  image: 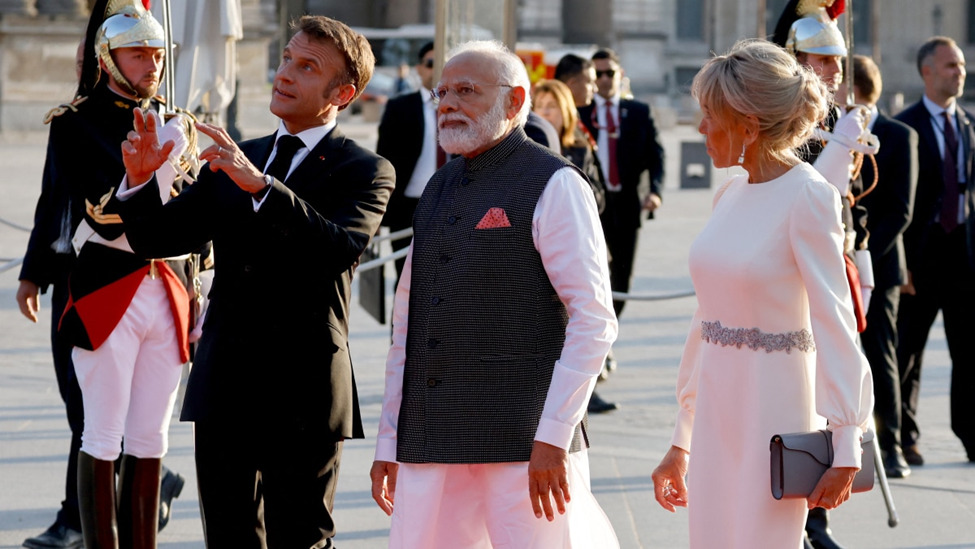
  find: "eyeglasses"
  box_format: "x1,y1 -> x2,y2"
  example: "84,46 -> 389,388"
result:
422,58 -> 434,69
595,69 -> 616,79
430,82 -> 513,103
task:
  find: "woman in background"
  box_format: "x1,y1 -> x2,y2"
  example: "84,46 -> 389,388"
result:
532,79 -> 605,213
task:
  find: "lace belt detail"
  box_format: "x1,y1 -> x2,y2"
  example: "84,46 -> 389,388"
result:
701,321 -> 815,354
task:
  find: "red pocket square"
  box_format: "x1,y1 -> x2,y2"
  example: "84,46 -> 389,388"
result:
475,207 -> 512,229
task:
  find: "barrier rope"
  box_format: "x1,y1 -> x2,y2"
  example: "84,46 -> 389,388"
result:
356,228 -> 697,302
0,256 -> 23,274
0,225 -> 697,302
0,216 -> 31,232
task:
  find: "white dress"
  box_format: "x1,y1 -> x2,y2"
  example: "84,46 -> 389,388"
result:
669,164 -> 874,549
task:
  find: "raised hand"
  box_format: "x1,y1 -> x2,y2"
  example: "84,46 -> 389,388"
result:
122,108 -> 175,186
196,122 -> 266,193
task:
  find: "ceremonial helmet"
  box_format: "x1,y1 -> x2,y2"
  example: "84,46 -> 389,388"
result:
93,1 -> 165,97
771,0 -> 847,57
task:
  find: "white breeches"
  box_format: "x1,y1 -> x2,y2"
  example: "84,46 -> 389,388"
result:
74,276 -> 183,461
389,450 -> 619,549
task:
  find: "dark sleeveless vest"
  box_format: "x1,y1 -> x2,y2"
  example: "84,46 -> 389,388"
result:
397,128 -> 588,464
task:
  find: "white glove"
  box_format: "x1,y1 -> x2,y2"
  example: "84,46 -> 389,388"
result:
154,113 -> 191,202
812,108 -> 866,196
855,249 -> 874,312
157,112 -> 190,161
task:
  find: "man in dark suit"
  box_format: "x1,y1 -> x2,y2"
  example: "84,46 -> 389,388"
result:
894,36 -> 975,466
578,48 -> 663,412
580,48 -> 664,320
377,41 -> 437,279
844,55 -> 918,478
116,15 -> 394,548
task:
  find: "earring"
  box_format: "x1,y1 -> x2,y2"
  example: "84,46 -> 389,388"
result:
737,144 -> 746,165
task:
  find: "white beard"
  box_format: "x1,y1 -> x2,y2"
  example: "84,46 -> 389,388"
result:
438,95 -> 510,156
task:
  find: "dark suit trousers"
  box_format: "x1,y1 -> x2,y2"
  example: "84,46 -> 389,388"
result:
390,196 -> 420,283
50,281 -> 85,531
861,284 -> 903,452
601,193 -> 639,317
194,420 -> 343,549
897,226 -> 975,457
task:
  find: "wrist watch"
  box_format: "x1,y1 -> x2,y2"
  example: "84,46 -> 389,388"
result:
253,174 -> 273,200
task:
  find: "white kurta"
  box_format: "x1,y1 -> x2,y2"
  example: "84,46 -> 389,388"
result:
670,164 -> 874,549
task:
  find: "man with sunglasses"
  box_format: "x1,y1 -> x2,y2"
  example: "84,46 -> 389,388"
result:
378,41 -> 439,280
579,48 -> 665,393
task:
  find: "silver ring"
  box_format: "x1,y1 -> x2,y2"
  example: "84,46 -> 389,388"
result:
218,146 -> 224,154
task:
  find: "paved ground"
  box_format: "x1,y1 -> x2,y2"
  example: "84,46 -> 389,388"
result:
1,114 -> 973,549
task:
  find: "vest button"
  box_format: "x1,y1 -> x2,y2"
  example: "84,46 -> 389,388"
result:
439,254 -> 450,264
431,297 -> 441,305
427,378 -> 437,387
427,338 -> 438,348
461,177 -> 470,186
447,216 -> 457,225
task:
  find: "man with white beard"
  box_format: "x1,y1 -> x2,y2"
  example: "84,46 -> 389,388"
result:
369,40 -> 620,548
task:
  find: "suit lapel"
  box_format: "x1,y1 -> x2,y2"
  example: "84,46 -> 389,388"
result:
957,108 -> 974,184
909,104 -> 942,175
579,103 -> 597,139
283,127 -> 344,192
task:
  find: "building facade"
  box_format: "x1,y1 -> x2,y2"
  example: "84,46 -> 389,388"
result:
1,0 -> 974,132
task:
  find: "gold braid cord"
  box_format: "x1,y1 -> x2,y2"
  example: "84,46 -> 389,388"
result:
853,153 -> 879,203
42,96 -> 89,124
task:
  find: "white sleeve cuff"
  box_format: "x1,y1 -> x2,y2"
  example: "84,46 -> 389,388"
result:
375,438 -> 399,463
830,424 -> 865,469
535,417 -> 578,451
669,408 -> 694,453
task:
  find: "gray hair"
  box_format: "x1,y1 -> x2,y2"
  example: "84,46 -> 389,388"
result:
446,40 -> 531,127
692,39 -> 829,166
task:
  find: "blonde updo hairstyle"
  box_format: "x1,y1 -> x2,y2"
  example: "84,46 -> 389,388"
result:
692,39 -> 830,166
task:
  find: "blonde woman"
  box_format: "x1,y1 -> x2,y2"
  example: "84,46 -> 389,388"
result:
650,40 -> 874,549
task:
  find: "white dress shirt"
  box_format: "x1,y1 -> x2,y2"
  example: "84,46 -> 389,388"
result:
592,93 -> 621,191
923,94 -> 967,226
404,89 -> 438,199
252,120 -> 335,210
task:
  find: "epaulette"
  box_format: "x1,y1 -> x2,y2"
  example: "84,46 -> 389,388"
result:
42,95 -> 88,125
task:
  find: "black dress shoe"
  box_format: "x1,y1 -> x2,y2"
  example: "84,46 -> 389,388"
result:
883,447 -> 911,478
806,507 -> 845,549
158,468 -> 186,532
22,522 -> 83,549
587,391 -> 619,414
902,444 -> 924,466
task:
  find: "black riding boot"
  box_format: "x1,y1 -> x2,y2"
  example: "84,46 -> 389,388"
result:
78,451 -> 119,549
117,455 -> 161,549
805,507 -> 845,549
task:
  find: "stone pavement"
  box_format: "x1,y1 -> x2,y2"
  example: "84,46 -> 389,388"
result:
1,116 -> 973,549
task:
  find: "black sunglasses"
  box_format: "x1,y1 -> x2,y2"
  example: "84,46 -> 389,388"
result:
596,69 -> 616,79
422,58 -> 435,69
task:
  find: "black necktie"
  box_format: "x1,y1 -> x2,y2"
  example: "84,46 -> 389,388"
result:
266,135 -> 304,182
941,111 -> 960,233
